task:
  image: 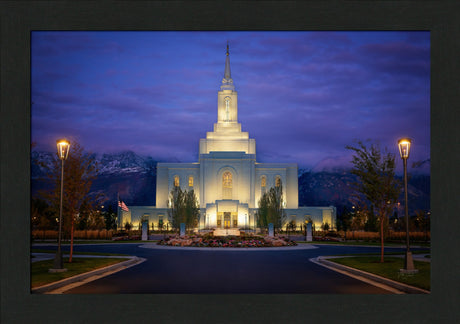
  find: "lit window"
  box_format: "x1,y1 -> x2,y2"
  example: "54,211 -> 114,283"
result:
223,172 -> 232,188
223,172 -> 232,199
174,176 -> 179,187
275,176 -> 281,187
261,176 -> 266,187
189,176 -> 193,187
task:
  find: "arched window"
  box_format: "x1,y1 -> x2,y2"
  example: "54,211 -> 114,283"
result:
174,175 -> 179,187
275,176 -> 281,187
222,171 -> 232,199
223,172 -> 232,188
261,175 -> 267,194
188,176 -> 194,187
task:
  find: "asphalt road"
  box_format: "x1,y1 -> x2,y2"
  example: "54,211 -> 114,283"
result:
33,243 -> 420,294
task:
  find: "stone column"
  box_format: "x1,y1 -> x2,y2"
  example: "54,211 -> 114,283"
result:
180,223 -> 186,237
306,223 -> 312,242
142,222 -> 148,241
268,223 -> 274,237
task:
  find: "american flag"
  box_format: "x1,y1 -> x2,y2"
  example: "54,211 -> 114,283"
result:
118,199 -> 129,212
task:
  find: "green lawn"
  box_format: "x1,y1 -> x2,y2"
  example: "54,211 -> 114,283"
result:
330,250 -> 430,256
329,256 -> 430,291
296,240 -> 431,248
32,240 -> 145,244
295,240 -> 431,247
31,249 -> 130,256
31,257 -> 129,289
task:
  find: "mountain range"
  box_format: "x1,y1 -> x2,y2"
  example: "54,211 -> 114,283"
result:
31,150 -> 430,215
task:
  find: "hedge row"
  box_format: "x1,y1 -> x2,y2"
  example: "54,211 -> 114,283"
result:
31,229 -> 430,241
344,230 -> 430,241
32,229 -> 116,240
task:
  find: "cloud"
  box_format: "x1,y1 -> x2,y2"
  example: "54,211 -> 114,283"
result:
31,31 -> 430,173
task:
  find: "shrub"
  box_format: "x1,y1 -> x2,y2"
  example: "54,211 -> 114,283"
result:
32,230 -> 58,240
344,231 -> 430,242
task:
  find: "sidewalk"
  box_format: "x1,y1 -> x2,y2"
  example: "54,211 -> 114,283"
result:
311,255 -> 430,294
31,254 -> 145,294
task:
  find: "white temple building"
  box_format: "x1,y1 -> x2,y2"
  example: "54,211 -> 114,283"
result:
119,45 -> 336,234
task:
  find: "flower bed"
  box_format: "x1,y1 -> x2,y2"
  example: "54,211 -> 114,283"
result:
158,234 -> 297,248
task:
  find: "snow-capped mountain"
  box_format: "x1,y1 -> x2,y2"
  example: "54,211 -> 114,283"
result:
31,150 -> 430,214
31,150 -> 157,177
31,150 -> 158,206
311,156 -> 353,173
298,169 -> 430,215
97,151 -> 156,175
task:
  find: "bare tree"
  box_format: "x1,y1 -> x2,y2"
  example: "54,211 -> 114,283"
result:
39,142 -> 99,262
346,140 -> 401,262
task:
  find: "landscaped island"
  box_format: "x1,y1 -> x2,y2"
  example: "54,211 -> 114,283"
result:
157,234 -> 297,248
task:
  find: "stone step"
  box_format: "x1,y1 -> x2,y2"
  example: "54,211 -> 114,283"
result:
213,228 -> 240,236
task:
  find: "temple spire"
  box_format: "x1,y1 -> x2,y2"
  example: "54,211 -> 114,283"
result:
221,42 -> 235,90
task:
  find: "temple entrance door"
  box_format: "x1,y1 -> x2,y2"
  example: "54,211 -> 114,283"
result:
224,212 -> 231,228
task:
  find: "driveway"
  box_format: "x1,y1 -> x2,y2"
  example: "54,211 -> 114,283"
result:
32,243 -> 424,294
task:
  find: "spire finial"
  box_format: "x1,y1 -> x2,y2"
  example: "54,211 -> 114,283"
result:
221,41 -> 235,90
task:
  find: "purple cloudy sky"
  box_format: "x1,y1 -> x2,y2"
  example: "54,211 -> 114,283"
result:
31,31 -> 430,173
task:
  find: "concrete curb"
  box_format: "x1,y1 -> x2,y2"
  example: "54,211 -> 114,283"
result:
312,256 -> 430,294
32,256 -> 145,294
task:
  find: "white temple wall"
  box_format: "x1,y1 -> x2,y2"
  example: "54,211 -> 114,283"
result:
156,163 -> 200,209
285,165 -> 299,209
199,152 -> 256,206
282,206 -> 337,230
155,165 -> 169,208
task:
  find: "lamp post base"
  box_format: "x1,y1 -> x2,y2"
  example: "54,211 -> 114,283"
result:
49,250 -> 68,273
48,268 -> 68,273
400,251 -> 418,274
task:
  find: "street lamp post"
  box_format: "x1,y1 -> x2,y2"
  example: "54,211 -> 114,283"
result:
398,138 -> 418,274
50,139 -> 70,272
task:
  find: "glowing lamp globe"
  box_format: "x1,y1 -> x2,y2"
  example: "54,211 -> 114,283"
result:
56,139 -> 70,160
398,138 -> 411,159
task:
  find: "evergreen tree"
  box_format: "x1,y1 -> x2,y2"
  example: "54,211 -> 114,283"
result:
124,221 -> 133,232
167,187 -> 200,231
257,190 -> 270,229
184,189 -> 200,229
103,205 -> 117,230
337,206 -> 352,232
76,199 -> 90,230
338,206 -> 353,241
31,197 -> 55,238
346,140 -> 401,262
256,182 -> 286,231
